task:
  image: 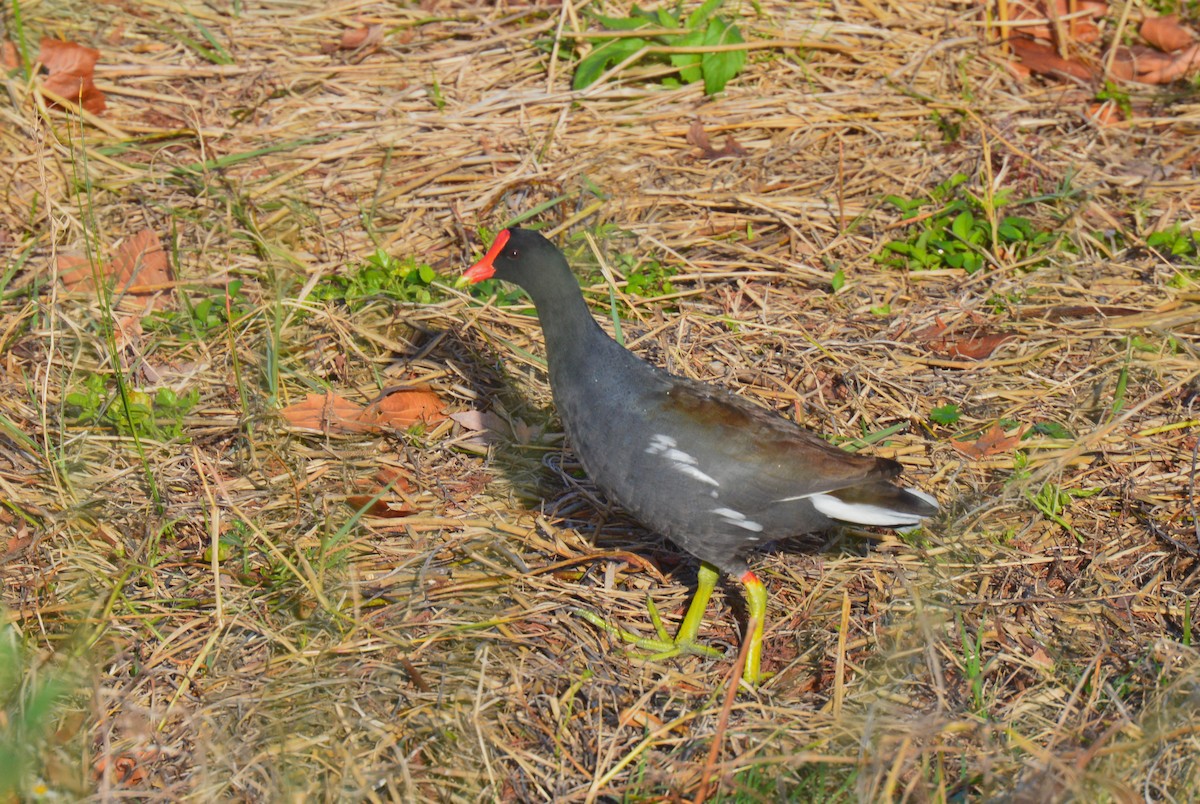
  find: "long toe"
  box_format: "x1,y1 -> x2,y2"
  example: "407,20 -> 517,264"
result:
576,610 -> 722,660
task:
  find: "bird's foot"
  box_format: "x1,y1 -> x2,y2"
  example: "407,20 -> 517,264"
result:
575,603 -> 724,660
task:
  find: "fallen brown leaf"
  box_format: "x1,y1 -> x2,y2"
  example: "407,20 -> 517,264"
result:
1006,0 -> 1105,45
345,495 -> 416,518
618,706 -> 665,730
58,253 -> 97,291
1027,645 -> 1055,670
112,229 -> 171,289
351,467 -> 419,517
951,423 -> 1025,459
510,416 -> 542,445
450,408 -> 510,447
1111,42 -> 1200,83
1141,14 -> 1194,53
1086,100 -> 1123,126
914,321 -> 1014,360
322,24 -> 383,53
57,229 -> 172,307
39,37 -> 100,75
93,748 -> 158,786
5,525 -> 31,554
280,392 -> 372,433
1008,37 -> 1094,81
37,38 -> 106,114
114,314 -> 144,350
1,41 -> 18,70
686,119 -> 747,160
372,466 -> 416,493
945,331 -> 1014,360
362,388 -> 448,429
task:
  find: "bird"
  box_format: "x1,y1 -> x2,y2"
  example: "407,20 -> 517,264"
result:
461,227 -> 938,684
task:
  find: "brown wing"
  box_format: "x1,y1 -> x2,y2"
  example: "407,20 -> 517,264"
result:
657,376 -> 901,498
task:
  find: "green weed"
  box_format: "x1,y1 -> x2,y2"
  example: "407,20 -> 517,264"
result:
1147,225 -> 1200,288
1095,81 -> 1132,119
429,72 -> 447,111
1183,599 -> 1192,647
65,374 -> 199,440
1028,420 -> 1074,439
930,403 -> 962,426
830,265 -> 845,292
571,0 -> 747,94
876,173 -> 1056,273
612,252 -> 677,297
956,612 -> 988,713
143,280 -> 247,340
314,248 -> 444,307
1025,480 -> 1100,542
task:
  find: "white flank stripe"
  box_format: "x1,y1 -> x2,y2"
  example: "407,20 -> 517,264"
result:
711,507 -> 764,533
646,434 -> 719,487
645,434 -> 677,454
675,464 -> 720,487
808,493 -> 925,527
664,447 -> 696,465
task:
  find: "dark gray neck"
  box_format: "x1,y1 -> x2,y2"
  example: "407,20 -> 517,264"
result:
521,277 -> 646,393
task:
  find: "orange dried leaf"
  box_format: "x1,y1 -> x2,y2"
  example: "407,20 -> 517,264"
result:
57,231 -> 172,307
944,331 -> 1014,360
40,71 -> 106,113
341,24 -> 382,50
1005,60 -> 1033,81
951,423 -> 1024,459
1007,1 -> 1105,44
58,253 -> 98,291
1087,100 -> 1123,125
280,392 -> 372,433
345,494 -> 415,518
1,41 -> 18,70
1008,37 -> 1095,81
114,314 -> 144,349
1027,646 -> 1055,670
1141,14 -> 1194,53
372,466 -> 416,493
618,706 -> 665,730
322,24 -> 383,54
1118,42 -> 1200,84
915,322 -> 1012,360
112,229 -> 171,289
93,748 -> 158,786
37,38 -> 106,114
1071,20 -> 1100,44
686,119 -> 747,160
450,409 -> 503,433
5,525 -> 31,554
362,388 -> 447,429
39,38 -> 99,74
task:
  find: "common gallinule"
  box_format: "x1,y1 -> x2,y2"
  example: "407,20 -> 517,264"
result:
463,227 -> 937,684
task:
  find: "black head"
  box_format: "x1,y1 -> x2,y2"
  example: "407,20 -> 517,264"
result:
462,228 -> 568,291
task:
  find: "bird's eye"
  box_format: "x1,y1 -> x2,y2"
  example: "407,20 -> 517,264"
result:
507,248 -> 519,258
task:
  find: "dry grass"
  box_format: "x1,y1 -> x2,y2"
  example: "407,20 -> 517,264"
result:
2,0 -> 1200,800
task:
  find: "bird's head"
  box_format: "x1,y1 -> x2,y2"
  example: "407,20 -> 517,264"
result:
461,227 -> 564,289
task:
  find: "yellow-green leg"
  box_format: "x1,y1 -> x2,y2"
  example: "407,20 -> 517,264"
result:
671,561 -> 719,648
739,570 -> 768,685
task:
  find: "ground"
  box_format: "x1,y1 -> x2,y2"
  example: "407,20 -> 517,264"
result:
1,0 -> 1199,800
